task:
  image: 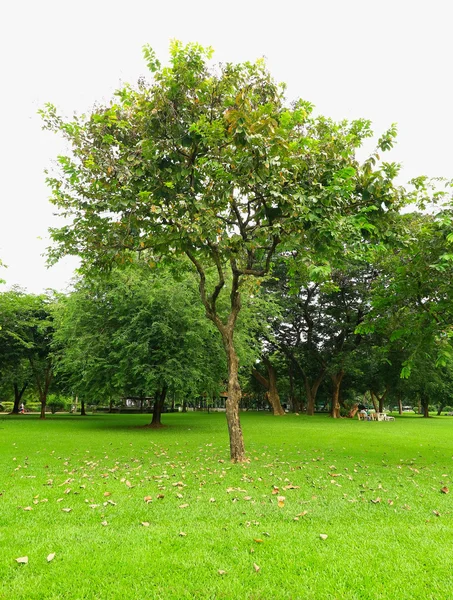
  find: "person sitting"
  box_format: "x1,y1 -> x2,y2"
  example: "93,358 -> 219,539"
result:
358,403 -> 367,420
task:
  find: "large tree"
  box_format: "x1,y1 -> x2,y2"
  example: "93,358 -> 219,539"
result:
41,42 -> 407,460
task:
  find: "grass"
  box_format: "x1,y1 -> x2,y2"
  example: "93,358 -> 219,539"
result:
1,412 -> 453,599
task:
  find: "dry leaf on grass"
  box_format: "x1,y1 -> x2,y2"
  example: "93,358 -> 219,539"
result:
61,508 -> 72,513
15,556 -> 28,564
218,570 -> 227,575
371,497 -> 381,504
101,521 -> 108,526
46,553 -> 55,562
141,522 -> 150,527
277,495 -> 285,508
253,563 -> 260,572
179,503 -> 189,509
253,539 -> 263,544
319,534 -> 328,540
144,496 -> 152,503
441,487 -> 449,494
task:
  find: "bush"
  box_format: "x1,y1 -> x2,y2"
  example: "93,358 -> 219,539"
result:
0,401 -> 14,413
47,398 -> 67,414
442,406 -> 453,413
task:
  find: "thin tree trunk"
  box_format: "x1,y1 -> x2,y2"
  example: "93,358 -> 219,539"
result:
331,370 -> 345,418
369,390 -> 379,412
150,385 -> 167,427
80,399 -> 86,416
12,382 -> 28,414
109,398 -> 114,413
288,364 -> 299,412
224,334 -> 245,462
397,395 -> 403,415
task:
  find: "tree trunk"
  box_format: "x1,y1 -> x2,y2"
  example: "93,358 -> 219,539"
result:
288,364 -> 300,412
12,382 -> 28,414
421,395 -> 430,418
81,399 -> 86,416
347,403 -> 359,418
109,398 -> 114,413
252,359 -> 285,416
150,385 -> 167,427
331,370 -> 345,418
369,390 -> 379,412
374,387 -> 388,413
305,371 -> 324,416
397,395 -> 403,415
223,335 -> 246,462
40,394 -> 46,419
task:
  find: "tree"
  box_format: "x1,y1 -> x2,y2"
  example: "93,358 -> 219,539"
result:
41,42 -> 407,460
0,289 -> 55,418
53,260 -> 227,426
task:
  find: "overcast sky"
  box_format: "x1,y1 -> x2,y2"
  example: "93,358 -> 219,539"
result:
1,0 -> 451,293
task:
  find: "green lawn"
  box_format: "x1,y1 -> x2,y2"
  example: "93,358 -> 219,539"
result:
1,412 -> 453,599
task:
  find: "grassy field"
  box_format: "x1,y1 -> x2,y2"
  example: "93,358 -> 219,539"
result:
1,412 -> 453,599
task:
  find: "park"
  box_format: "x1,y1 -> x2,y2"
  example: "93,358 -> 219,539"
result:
1,23 -> 452,600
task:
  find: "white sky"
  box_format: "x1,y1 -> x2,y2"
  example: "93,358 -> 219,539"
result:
0,0 -> 452,293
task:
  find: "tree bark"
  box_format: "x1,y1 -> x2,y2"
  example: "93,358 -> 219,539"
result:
150,385 -> 167,427
369,390 -> 379,412
12,382 -> 28,414
305,372 -> 324,416
81,399 -> 87,416
223,334 -> 246,462
421,395 -> 430,418
397,395 -> 403,415
252,359 -> 285,416
330,370 -> 345,418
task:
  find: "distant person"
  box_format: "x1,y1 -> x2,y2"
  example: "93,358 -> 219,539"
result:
358,402 -> 367,420
19,403 -> 25,414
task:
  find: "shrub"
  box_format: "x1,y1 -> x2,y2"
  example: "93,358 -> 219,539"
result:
47,399 -> 67,414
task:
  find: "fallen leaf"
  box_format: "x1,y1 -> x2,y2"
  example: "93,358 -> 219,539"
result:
441,487 -> 449,494
253,563 -> 260,572
218,570 -> 227,576
371,497 -> 381,504
23,506 -> 33,511
209,498 -> 216,503
157,494 -> 165,499
388,499 -> 394,506
296,511 -> 308,517
46,553 -> 55,562
125,480 -> 132,488
179,531 -> 187,537
61,508 -> 72,513
253,539 -> 263,544
103,492 -> 111,497
433,510 -> 441,517
15,556 -> 28,564
319,534 -> 328,540
141,522 -> 150,527
277,495 -> 285,508
143,496 -> 152,503
179,503 -> 189,509
101,520 -> 108,526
